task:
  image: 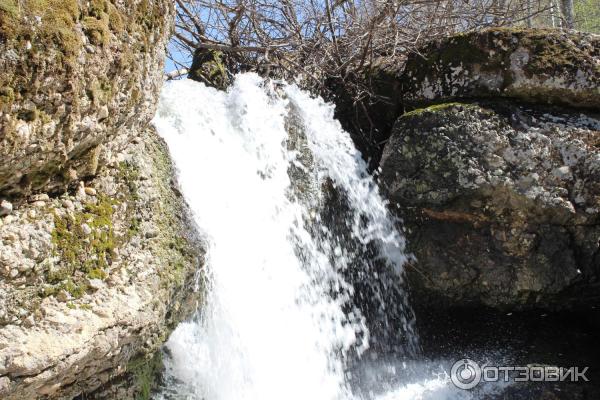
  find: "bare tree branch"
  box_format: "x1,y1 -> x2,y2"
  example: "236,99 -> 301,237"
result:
168,0 -> 582,151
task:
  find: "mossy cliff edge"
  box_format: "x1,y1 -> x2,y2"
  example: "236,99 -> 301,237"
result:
0,0 -> 172,197
0,1 -> 204,399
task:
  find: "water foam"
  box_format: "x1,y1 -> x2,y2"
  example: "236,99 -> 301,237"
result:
152,74 -> 417,400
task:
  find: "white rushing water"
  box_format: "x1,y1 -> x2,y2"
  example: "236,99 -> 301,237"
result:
152,74 -> 504,400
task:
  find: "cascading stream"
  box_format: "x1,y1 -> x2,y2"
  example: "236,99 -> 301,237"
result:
152,74 -> 505,400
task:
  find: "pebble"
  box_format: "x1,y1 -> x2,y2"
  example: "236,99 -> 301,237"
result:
9,269 -> 19,278
23,315 -> 35,327
0,376 -> 10,391
0,200 -> 13,216
552,165 -> 572,181
81,223 -> 92,236
93,308 -> 110,318
88,279 -> 105,291
33,201 -> 46,208
84,187 -> 97,196
145,229 -> 158,239
15,120 -> 30,140
34,194 -> 50,202
3,232 -> 17,242
67,168 -> 78,181
62,199 -> 75,210
56,290 -> 71,303
76,188 -> 87,201
18,263 -> 32,272
98,106 -> 109,120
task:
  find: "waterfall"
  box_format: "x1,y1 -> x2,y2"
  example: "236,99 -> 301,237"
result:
152,74 -> 478,400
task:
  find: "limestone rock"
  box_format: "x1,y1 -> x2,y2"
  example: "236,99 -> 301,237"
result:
0,1 -> 205,398
0,128 -> 204,399
380,102 -> 600,311
0,0 -> 173,197
400,28 -> 600,110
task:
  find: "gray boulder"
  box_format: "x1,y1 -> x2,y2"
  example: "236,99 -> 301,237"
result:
380,102 -> 600,311
400,28 -> 600,110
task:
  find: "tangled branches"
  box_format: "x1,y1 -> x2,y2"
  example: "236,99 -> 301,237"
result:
168,0 -> 587,162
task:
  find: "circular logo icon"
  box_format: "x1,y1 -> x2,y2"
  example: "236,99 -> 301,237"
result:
451,359 -> 482,390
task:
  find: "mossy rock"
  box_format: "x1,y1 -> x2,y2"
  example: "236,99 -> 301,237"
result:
400,28 -> 600,111
188,48 -> 232,90
0,126 -> 204,400
0,0 -> 174,199
380,100 -> 600,312
0,0 -> 81,61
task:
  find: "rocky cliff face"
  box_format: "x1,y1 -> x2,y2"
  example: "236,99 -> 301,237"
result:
0,0 -> 171,198
0,1 -> 203,398
379,28 -> 600,313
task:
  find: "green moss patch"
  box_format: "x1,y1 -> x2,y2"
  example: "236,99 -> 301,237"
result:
402,102 -> 480,118
49,194 -> 118,285
188,49 -> 231,89
0,0 -> 80,57
127,351 -> 165,400
83,14 -> 110,47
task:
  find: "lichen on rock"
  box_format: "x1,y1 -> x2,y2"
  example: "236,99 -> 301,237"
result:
380,102 -> 600,311
0,0 -> 173,198
376,28 -> 600,314
0,128 -> 204,399
400,28 -> 600,110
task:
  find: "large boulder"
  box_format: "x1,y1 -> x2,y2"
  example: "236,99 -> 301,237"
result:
380,102 -> 599,311
400,28 -> 600,110
0,128 -> 203,399
0,0 -> 172,198
0,1 -> 205,398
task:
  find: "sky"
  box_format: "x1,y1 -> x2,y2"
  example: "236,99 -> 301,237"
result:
164,41 -> 191,74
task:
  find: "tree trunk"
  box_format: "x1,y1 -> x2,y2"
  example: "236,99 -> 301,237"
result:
550,0 -> 562,28
561,0 -> 575,29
